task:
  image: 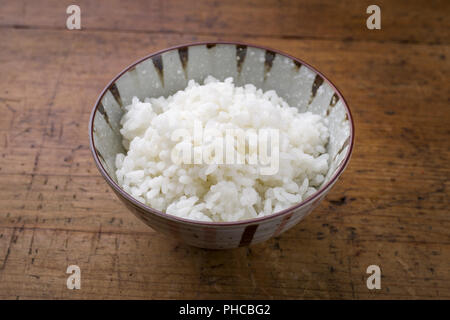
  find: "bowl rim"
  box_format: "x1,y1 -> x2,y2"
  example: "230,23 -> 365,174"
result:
89,41 -> 355,227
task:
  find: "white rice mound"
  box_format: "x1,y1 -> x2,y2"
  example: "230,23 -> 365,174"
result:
115,76 -> 330,222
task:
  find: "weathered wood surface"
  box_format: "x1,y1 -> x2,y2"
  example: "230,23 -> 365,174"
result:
0,0 -> 449,299
1,0 -> 449,43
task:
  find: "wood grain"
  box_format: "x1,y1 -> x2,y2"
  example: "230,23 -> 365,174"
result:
0,0 -> 449,299
1,0 -> 449,44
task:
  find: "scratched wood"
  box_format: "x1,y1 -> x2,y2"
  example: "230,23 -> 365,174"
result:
0,0 -> 449,299
1,0 -> 449,44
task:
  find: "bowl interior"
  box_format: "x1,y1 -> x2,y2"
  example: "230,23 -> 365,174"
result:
91,42 -> 352,215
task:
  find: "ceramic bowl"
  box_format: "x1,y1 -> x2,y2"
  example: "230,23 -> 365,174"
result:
89,42 -> 354,249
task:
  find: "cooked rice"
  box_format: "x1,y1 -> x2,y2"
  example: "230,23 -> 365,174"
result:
115,76 -> 329,222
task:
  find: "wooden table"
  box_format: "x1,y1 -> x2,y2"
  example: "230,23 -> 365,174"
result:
0,0 -> 448,299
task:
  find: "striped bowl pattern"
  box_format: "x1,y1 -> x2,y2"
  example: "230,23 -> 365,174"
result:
89,42 -> 354,249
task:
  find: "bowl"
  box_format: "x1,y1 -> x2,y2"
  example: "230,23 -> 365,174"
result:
89,42 -> 354,249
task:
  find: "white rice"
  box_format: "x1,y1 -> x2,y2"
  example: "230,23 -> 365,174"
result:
115,76 -> 329,222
